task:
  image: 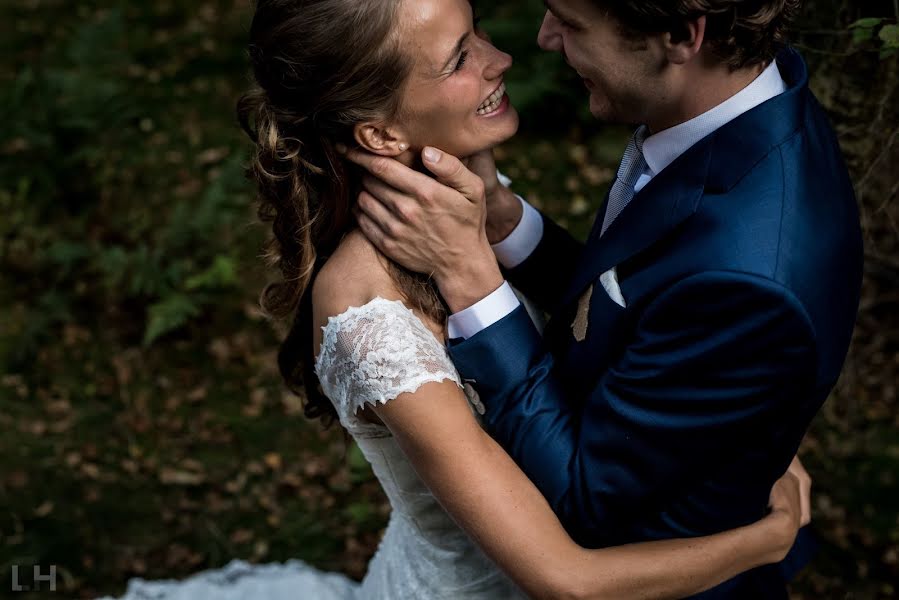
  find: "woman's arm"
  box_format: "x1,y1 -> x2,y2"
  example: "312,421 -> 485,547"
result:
375,380 -> 804,600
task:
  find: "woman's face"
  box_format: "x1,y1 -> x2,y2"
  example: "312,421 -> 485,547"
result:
392,0 -> 520,158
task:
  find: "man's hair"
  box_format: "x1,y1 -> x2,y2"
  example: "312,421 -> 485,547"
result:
594,0 -> 802,70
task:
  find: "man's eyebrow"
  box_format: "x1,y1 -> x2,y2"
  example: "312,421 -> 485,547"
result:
441,31 -> 470,72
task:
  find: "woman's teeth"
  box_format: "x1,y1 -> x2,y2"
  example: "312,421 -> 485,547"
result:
477,82 -> 506,115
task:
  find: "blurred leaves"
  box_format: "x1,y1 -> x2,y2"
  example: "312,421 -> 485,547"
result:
849,16 -> 899,57
0,0 -> 896,599
0,6 -> 254,354
144,293 -> 202,346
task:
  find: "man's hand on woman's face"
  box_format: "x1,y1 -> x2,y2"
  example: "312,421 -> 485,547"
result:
340,145 -> 505,313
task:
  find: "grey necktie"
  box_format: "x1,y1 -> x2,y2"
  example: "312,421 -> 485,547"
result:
600,125 -> 649,237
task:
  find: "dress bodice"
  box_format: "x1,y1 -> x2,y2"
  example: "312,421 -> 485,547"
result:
314,298 -> 523,599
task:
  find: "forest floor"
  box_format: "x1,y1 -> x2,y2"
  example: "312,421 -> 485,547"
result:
1,1 -> 896,599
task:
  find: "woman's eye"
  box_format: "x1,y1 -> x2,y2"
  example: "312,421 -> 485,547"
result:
455,50 -> 469,72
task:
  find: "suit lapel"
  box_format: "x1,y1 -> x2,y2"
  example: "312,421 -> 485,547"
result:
559,138 -> 712,310
558,47 -> 809,315
587,188 -> 612,244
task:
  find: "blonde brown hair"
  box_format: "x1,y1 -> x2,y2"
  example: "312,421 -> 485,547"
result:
237,0 -> 447,425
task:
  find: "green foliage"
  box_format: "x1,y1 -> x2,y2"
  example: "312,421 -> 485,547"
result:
879,24 -> 899,58
849,16 -> 899,58
186,256 -> 239,292
850,17 -> 886,30
144,293 -> 202,346
0,7 -> 256,356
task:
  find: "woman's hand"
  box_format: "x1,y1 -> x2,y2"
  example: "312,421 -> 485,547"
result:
765,455 -> 813,561
463,148 -> 524,245
787,455 -> 813,526
463,148 -> 502,200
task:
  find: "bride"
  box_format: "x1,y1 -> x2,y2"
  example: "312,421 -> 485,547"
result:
101,0 -> 811,598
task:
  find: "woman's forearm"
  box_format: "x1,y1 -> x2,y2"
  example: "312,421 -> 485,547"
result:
567,513 -> 793,600
376,383 -> 796,600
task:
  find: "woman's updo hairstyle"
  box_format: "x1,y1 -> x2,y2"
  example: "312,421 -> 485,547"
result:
237,0 -> 447,426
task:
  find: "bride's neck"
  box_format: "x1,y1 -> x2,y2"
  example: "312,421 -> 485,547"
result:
396,150 -> 425,173
396,149 -> 475,177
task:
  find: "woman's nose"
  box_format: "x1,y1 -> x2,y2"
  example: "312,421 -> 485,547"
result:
483,44 -> 513,80
537,11 -> 563,52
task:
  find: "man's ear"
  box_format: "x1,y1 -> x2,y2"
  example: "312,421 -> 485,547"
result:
665,15 -> 706,65
353,123 -> 410,156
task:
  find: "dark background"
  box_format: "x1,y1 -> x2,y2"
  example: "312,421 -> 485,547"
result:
0,0 -> 896,598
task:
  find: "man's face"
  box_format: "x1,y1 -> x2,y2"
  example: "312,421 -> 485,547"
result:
537,0 -> 668,125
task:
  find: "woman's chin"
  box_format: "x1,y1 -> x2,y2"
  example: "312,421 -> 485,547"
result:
457,111 -> 521,158
491,105 -> 520,147
419,106 -> 519,160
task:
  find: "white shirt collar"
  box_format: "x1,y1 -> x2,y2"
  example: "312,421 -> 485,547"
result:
641,60 -> 788,178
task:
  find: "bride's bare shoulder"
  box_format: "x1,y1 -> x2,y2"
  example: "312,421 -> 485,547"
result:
311,230 -> 402,325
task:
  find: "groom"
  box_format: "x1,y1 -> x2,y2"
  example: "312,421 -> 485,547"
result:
347,0 -> 862,597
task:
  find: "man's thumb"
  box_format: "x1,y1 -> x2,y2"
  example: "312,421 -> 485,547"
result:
422,147 -> 483,202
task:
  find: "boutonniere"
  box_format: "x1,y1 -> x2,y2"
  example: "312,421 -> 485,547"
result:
571,284 -> 593,342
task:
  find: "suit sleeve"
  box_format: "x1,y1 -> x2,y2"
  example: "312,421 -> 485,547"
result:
502,213 -> 584,314
447,270 -> 817,541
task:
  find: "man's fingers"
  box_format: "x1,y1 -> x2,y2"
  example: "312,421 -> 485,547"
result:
361,175 -> 417,222
356,208 -> 389,252
422,147 -> 486,203
342,148 -> 434,194
358,190 -> 403,239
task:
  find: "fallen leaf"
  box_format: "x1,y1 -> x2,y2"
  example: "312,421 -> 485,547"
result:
159,468 -> 205,486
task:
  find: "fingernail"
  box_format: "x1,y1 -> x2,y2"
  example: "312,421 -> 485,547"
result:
423,147 -> 441,163
335,143 -> 347,154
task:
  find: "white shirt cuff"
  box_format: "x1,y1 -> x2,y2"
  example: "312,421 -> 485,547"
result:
491,195 -> 544,269
446,281 -> 521,340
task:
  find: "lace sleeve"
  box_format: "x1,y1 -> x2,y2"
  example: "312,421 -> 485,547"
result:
314,298 -> 462,421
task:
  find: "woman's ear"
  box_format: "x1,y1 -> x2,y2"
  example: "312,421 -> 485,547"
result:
665,15 -> 706,65
353,123 -> 410,156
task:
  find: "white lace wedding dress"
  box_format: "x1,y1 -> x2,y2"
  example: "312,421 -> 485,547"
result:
100,297 -> 527,600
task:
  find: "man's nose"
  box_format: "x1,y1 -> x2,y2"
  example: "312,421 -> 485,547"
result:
537,11 -> 563,52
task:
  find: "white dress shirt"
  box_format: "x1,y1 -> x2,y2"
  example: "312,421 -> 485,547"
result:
447,61 -> 788,340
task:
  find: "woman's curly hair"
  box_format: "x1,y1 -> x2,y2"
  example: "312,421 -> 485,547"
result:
237,0 -> 447,426
597,0 -> 801,70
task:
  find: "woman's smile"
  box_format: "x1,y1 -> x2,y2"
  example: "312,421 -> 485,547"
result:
477,81 -> 508,115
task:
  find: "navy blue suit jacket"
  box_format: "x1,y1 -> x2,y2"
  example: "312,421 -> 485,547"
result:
448,49 -> 862,598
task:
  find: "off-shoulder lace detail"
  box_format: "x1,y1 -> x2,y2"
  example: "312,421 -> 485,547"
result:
314,298 -> 462,429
